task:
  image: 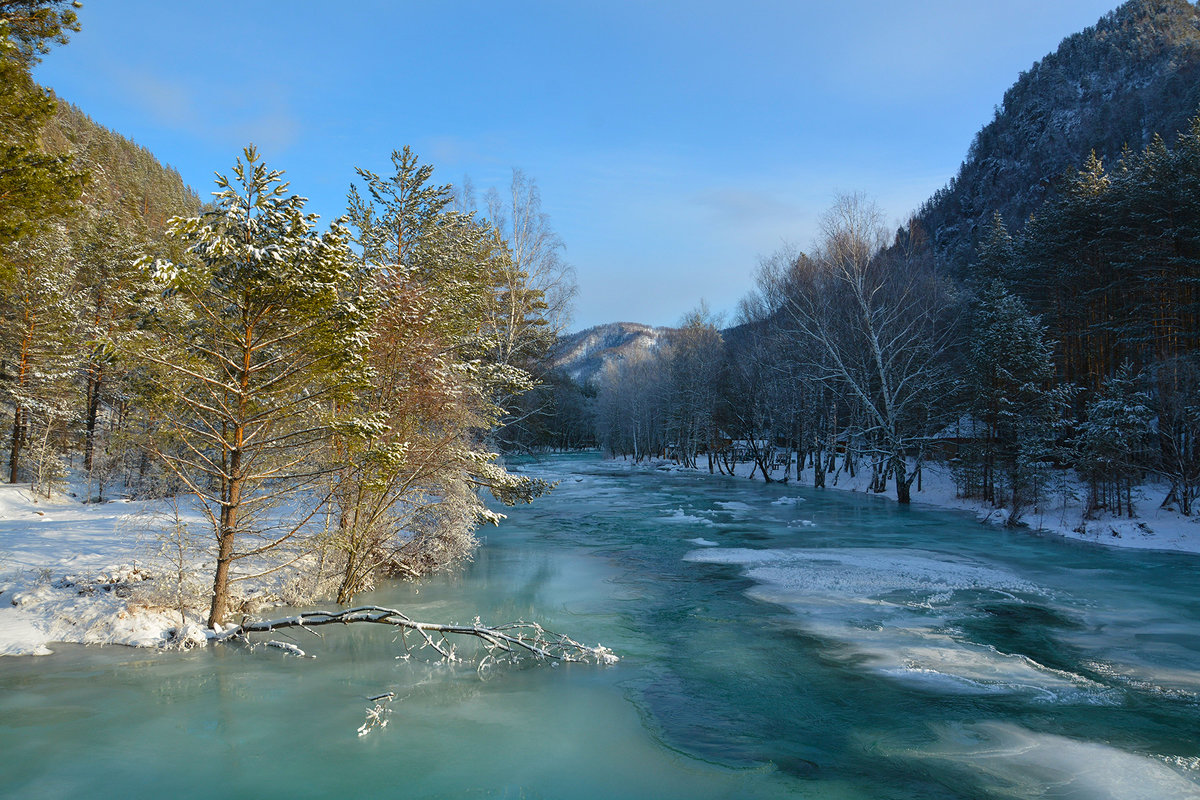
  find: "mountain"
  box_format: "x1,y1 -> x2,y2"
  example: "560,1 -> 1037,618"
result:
551,322 -> 671,386
914,0 -> 1200,274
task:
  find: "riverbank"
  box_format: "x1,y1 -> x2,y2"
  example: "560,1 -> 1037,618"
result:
5,452 -> 1200,798
0,484 -> 304,656
6,452 -> 1199,658
605,455 -> 1200,555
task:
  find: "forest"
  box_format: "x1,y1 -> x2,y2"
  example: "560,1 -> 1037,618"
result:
0,2 -> 574,629
567,1 -> 1200,528
7,4 -> 1200,797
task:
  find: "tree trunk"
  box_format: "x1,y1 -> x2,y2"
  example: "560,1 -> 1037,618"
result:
207,526 -> 236,628
894,456 -> 912,504
83,363 -> 103,473
8,405 -> 23,484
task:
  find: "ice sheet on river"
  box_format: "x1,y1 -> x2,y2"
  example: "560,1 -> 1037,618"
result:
684,546 -> 1117,703
887,721 -> 1200,799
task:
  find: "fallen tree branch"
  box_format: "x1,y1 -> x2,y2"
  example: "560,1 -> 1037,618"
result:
212,605 -> 619,666
358,693 -> 394,737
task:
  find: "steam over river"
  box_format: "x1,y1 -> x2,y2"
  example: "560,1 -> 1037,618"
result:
3,453 -> 1199,798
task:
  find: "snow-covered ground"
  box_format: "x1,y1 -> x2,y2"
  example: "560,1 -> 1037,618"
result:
0,485 -> 175,656
0,484 -> 305,657
629,456 -> 1200,555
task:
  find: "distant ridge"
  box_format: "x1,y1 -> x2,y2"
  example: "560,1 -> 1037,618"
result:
551,322 -> 671,386
914,0 -> 1200,273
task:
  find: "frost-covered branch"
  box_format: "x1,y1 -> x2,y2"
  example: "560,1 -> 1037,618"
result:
214,605 -> 619,666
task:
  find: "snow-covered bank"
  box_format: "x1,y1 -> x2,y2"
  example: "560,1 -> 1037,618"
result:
0,485 -> 171,655
0,485 -> 298,657
607,456 -> 1200,555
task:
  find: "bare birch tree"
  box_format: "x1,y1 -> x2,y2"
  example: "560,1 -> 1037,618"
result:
762,195 -> 958,503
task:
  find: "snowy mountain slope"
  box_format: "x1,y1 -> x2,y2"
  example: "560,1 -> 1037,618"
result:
551,322 -> 672,385
914,0 -> 1200,274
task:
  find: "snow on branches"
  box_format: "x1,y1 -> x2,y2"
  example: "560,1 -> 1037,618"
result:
212,605 -> 619,668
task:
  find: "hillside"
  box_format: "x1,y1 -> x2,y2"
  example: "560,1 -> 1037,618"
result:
552,322 -> 671,386
43,98 -> 202,225
915,0 -> 1200,274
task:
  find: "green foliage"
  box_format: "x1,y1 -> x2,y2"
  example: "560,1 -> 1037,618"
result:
0,224 -> 79,488
0,30 -> 81,250
326,147 -> 550,602
44,100 -> 201,228
0,0 -> 80,66
135,146 -> 372,625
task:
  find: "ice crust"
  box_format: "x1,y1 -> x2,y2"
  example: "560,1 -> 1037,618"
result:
685,546 -> 1120,702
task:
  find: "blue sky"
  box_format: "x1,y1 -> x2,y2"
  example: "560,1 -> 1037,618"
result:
35,1 -> 1120,331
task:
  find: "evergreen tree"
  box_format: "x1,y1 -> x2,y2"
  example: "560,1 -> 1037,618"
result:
134,146 -> 371,627
971,211 -> 1017,286
1149,355 -> 1200,515
0,1 -> 80,67
72,212 -> 149,500
1074,363 -> 1153,517
0,26 -> 80,262
1,224 -> 78,489
328,148 -> 547,602
965,279 -> 1070,524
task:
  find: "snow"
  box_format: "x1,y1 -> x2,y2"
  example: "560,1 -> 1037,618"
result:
896,721 -> 1200,800
5,452 -> 1199,658
0,484 -> 192,656
660,509 -> 716,526
0,483 -> 307,657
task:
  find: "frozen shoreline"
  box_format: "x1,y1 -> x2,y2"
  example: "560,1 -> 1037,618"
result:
598,455 -> 1200,556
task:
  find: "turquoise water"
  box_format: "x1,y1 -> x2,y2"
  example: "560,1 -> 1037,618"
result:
2,452 -> 1199,798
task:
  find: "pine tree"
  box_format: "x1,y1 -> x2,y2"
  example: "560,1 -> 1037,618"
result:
971,211 -> 1017,286
326,148 -> 547,602
0,26 -> 81,270
1074,363 -> 1153,517
965,279 -> 1071,524
0,1 -> 80,67
72,212 -> 150,500
134,146 -> 371,627
1,224 -> 79,490
1149,355 -> 1200,516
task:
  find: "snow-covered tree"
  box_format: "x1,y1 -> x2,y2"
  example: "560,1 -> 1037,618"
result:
1149,355 -> 1200,516
135,146 -> 371,627
71,212 -> 148,500
964,278 -> 1070,524
328,147 -> 548,602
1,225 -> 79,490
1074,363 -> 1153,517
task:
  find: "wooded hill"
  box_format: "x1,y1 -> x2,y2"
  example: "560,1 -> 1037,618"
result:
917,0 -> 1200,273
44,98 -> 201,228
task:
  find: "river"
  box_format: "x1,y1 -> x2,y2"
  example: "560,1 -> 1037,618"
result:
2,452 -> 1199,798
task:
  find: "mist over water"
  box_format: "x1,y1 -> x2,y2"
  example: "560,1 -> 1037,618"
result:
2,452 -> 1199,799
